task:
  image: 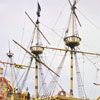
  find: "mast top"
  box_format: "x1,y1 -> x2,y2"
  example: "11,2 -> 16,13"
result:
64,0 -> 81,49
30,2 -> 44,55
64,36 -> 81,49
7,51 -> 14,58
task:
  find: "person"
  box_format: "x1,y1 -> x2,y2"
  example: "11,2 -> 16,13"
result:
27,92 -> 30,100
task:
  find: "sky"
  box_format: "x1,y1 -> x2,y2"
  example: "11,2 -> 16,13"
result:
0,0 -> 100,99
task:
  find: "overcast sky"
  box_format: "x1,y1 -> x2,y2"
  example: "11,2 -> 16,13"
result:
0,0 -> 100,52
0,0 -> 100,99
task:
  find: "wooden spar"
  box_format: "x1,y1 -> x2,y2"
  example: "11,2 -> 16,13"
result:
38,46 -> 100,56
13,40 -> 59,77
25,11 -> 50,45
0,60 -> 34,68
68,0 -> 81,27
94,83 -> 100,86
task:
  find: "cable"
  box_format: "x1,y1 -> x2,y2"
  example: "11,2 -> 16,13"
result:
77,47 -> 100,70
3,59 -> 9,77
30,27 -> 36,46
46,52 -> 67,97
17,15 -> 26,64
64,13 -> 71,36
77,9 -> 100,31
40,23 -> 63,39
15,69 -> 26,89
3,64 -> 8,77
53,3 -> 67,29
74,53 -> 87,98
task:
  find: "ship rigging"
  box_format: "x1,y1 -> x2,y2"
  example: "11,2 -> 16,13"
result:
0,0 -> 100,100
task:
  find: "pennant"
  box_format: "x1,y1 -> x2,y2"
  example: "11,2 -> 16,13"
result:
38,2 -> 41,12
73,0 -> 79,6
37,2 -> 41,17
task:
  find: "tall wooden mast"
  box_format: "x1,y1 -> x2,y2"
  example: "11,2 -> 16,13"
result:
7,50 -> 14,100
64,2 -> 81,97
30,2 -> 44,100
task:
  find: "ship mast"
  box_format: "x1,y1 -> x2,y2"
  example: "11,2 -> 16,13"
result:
30,2 -> 44,100
64,1 -> 81,97
7,50 -> 14,100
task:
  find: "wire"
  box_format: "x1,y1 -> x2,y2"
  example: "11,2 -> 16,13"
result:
64,13 -> 71,36
45,52 -> 67,97
31,27 -> 36,46
74,53 -> 87,98
3,64 -> 8,77
3,59 -> 9,77
77,9 -> 100,31
38,59 -> 48,98
82,54 -> 85,86
15,69 -> 26,88
52,3 -> 67,29
40,23 -> 63,39
38,22 -> 66,97
17,15 -> 26,64
77,47 -> 100,70
20,57 -> 33,90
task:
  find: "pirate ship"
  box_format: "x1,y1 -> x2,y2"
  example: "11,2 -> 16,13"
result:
0,0 -> 100,100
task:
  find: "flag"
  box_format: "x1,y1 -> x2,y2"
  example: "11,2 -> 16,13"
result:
37,2 -> 41,17
38,2 -> 41,12
73,0 -> 79,6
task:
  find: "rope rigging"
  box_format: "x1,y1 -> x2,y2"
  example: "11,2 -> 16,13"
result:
65,13 -> 71,36
75,47 -> 100,70
42,52 -> 67,97
64,8 -> 80,38
20,57 -> 33,90
84,55 -> 100,71
74,53 -> 87,98
52,3 -> 67,29
40,23 -> 63,39
37,19 -> 66,97
38,57 -> 48,98
94,69 -> 100,86
77,9 -> 100,32
3,59 -> 9,77
1,0 -> 100,99
30,27 -> 36,47
15,69 -> 25,88
76,47 -> 100,86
